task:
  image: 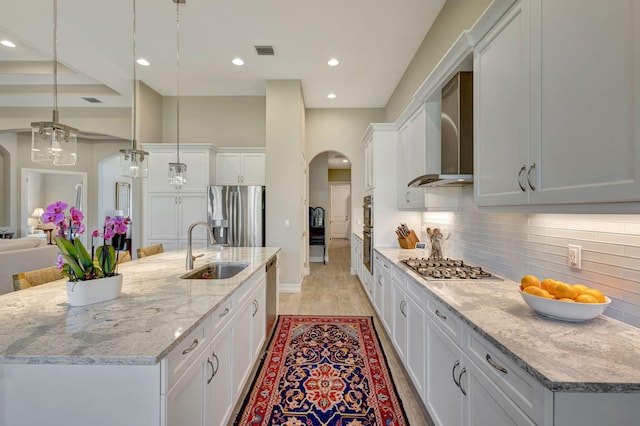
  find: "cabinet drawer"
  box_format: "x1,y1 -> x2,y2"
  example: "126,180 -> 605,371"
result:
162,319 -> 211,393
426,295 -> 462,346
232,274 -> 254,307
404,275 -> 425,307
211,297 -> 233,339
464,329 -> 544,423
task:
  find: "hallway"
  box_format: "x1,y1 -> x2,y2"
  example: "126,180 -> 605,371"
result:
278,238 -> 431,425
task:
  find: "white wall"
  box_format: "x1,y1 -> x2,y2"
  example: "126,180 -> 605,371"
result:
422,187 -> 640,327
0,133 -> 17,231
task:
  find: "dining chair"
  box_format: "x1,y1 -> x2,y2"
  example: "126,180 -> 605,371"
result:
12,266 -> 64,291
136,243 -> 164,259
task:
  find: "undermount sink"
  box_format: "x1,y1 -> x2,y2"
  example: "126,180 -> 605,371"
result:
180,262 -> 249,280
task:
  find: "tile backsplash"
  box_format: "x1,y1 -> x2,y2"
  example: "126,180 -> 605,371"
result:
422,187 -> 640,328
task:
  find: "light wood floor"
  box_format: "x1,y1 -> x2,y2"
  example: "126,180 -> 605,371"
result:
278,238 -> 432,425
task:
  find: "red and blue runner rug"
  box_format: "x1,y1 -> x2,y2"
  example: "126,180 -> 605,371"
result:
235,315 -> 408,425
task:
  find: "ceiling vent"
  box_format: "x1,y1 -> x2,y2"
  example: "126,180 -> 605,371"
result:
254,45 -> 275,56
82,97 -> 102,103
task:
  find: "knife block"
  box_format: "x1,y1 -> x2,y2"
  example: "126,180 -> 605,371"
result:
398,230 -> 420,249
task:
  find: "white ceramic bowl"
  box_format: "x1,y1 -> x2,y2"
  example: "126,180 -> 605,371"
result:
518,287 -> 611,322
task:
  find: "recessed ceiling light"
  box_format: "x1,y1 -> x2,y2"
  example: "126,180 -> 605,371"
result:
327,58 -> 339,67
327,93 -> 336,99
342,159 -> 349,163
1,40 -> 16,48
136,58 -> 150,66
232,57 -> 245,66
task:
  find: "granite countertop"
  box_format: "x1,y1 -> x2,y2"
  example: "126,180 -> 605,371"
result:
376,247 -> 640,393
0,246 -> 279,366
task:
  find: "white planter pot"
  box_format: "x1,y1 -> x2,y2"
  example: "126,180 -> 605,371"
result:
66,274 -> 123,307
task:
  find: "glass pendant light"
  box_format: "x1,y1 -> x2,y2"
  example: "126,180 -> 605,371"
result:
120,0 -> 149,178
31,0 -> 78,166
168,0 -> 187,189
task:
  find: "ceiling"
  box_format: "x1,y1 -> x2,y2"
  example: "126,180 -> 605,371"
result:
0,0 -> 445,111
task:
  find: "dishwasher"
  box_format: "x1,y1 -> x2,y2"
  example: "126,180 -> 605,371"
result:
266,257 -> 277,338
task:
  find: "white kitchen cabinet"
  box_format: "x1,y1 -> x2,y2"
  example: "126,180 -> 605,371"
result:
205,325 -> 233,426
397,105 -> 428,209
146,192 -> 208,250
404,280 -> 426,398
425,314 -> 464,426
391,278 -> 407,361
145,144 -> 214,193
373,252 -> 388,316
232,287 -> 255,399
251,274 -> 266,361
474,1 -> 531,206
363,135 -> 374,192
216,151 -> 265,186
475,0 -> 640,206
382,266 -> 394,335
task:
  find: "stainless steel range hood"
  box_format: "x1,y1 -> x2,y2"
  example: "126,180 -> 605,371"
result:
409,71 -> 474,188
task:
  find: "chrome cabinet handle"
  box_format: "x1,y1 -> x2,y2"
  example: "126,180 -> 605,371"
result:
486,354 -> 508,374
400,300 -> 407,317
218,307 -> 230,318
377,275 -> 382,286
182,338 -> 199,355
517,165 -> 526,192
435,309 -> 447,321
527,162 -> 536,190
211,351 -> 219,377
405,191 -> 410,203
458,367 -> 467,396
252,300 -> 259,317
452,360 -> 461,387
206,357 -> 214,384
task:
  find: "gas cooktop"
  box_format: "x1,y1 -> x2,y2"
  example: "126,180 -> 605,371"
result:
401,258 -> 502,281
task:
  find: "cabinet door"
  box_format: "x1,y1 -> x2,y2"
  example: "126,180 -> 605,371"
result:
165,344 -> 209,426
180,151 -> 210,192
474,2 -> 531,206
148,194 -> 180,241
231,298 -> 253,398
392,284 -> 407,361
373,256 -> 384,316
251,277 -> 266,361
205,327 -> 233,426
462,354 -> 535,426
425,317 -> 463,426
241,153 -> 265,185
216,153 -> 242,185
364,136 -> 374,191
405,297 -> 425,398
382,272 -> 394,335
178,194 -> 208,240
397,122 -> 413,208
148,151 -> 178,193
531,0 -> 640,204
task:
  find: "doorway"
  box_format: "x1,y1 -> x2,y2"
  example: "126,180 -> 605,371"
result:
330,184 -> 350,238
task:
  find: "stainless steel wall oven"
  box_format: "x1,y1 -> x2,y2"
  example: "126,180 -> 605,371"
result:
363,195 -> 373,273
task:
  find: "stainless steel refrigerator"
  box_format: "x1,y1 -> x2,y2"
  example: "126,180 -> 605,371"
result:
207,185 -> 265,247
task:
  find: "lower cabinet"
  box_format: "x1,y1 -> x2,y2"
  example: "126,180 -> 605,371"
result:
251,275 -> 267,362
206,326 -> 233,426
165,344 -> 210,426
425,316 -> 464,426
232,294 -> 254,398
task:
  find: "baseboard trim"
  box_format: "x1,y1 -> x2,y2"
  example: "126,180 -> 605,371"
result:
309,256 -> 328,263
279,282 -> 301,293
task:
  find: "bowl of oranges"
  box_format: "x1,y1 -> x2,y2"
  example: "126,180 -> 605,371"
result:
518,275 -> 611,322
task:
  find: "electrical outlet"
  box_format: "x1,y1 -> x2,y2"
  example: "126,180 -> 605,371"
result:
568,244 -> 582,269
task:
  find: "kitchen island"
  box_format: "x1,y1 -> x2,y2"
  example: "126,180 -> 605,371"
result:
0,246 -> 279,426
372,247 -> 640,426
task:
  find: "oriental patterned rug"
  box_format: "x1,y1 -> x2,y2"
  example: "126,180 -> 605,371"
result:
235,315 -> 408,425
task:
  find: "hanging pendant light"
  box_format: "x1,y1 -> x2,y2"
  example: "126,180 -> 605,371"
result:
31,0 -> 78,166
120,0 -> 149,178
168,0 -> 187,189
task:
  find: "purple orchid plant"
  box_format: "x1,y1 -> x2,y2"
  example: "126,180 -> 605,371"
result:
42,201 -> 130,282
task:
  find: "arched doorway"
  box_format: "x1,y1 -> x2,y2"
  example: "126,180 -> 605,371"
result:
308,151 -> 351,264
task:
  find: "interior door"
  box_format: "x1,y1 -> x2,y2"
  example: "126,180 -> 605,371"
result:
330,184 -> 350,238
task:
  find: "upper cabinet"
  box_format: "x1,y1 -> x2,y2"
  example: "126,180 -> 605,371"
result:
216,150 -> 265,186
475,0 -> 640,206
144,144 -> 214,193
397,105 -> 427,209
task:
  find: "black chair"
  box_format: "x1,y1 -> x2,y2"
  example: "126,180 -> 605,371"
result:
309,207 -> 326,264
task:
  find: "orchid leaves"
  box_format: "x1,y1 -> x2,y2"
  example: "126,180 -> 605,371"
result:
55,235 -> 95,281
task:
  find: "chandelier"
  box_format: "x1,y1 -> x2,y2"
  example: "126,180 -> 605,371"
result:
168,0 -> 187,189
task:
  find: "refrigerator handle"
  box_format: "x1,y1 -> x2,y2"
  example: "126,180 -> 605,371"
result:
230,190 -> 236,246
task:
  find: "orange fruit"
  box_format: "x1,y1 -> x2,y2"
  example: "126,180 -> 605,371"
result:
558,298 -> 576,303
576,294 -> 599,304
521,275 -> 540,289
583,289 -> 606,303
554,283 -> 578,300
573,284 -> 589,295
547,280 -> 562,296
540,278 -> 556,291
523,286 -> 551,298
